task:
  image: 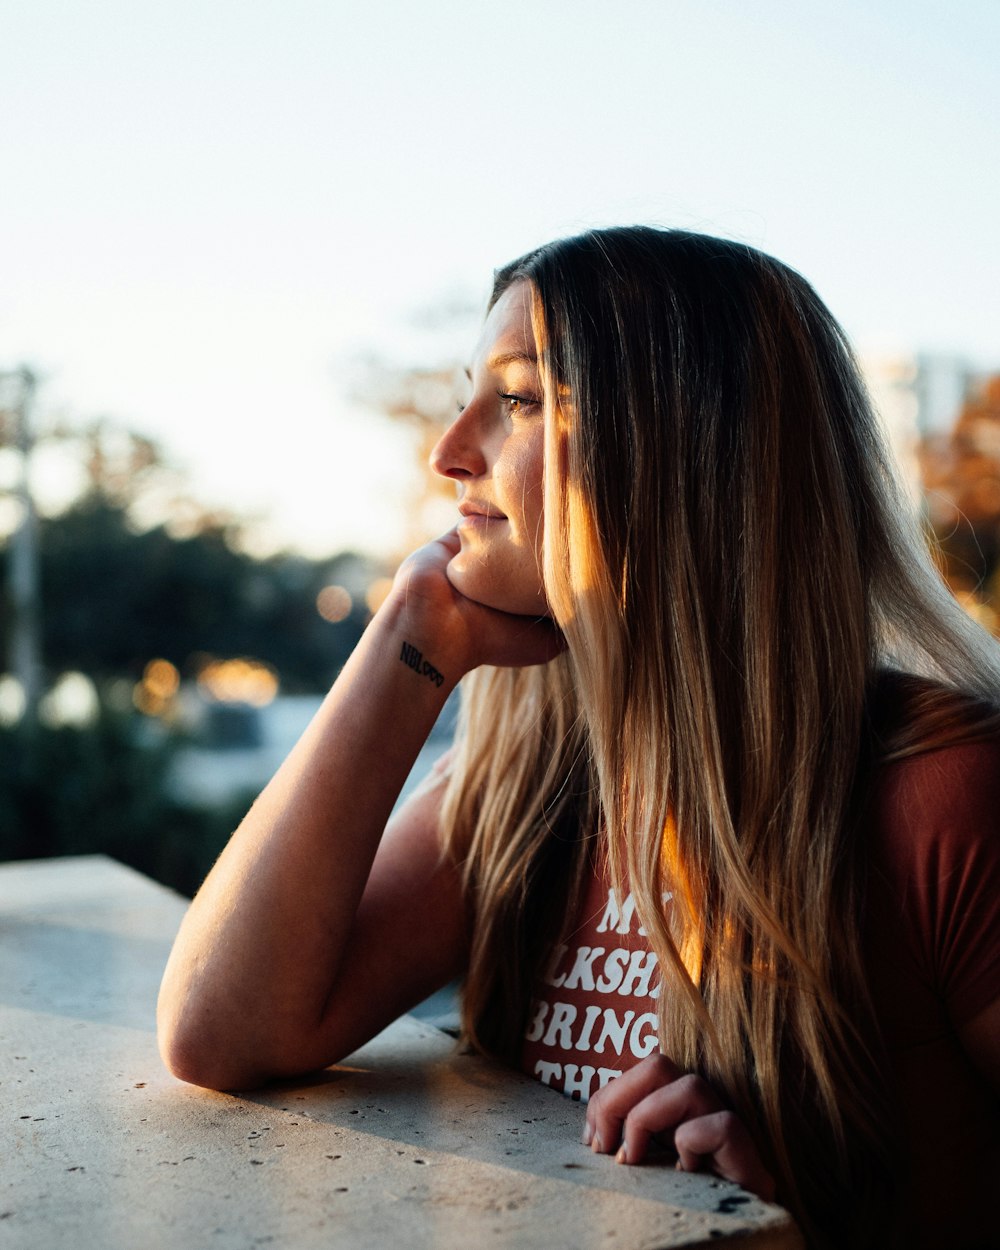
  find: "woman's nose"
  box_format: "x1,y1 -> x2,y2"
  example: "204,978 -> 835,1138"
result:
429,405 -> 488,480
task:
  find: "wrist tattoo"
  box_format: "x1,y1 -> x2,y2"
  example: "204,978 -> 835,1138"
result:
399,641 -> 445,688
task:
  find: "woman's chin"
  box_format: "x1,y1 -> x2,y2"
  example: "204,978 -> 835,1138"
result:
446,559 -> 549,619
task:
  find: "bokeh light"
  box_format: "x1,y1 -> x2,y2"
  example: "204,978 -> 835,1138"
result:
316,584 -> 353,623
197,658 -> 279,707
134,658 -> 181,717
365,578 -> 393,614
39,671 -> 100,729
0,675 -> 26,727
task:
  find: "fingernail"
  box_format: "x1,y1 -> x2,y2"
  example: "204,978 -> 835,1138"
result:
616,1144 -> 628,1165
591,1132 -> 603,1154
581,1123 -> 592,1147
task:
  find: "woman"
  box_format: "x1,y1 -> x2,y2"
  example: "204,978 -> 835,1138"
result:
158,227 -> 1000,1248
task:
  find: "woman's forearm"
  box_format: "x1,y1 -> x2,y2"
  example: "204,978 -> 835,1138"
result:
156,590 -> 457,1089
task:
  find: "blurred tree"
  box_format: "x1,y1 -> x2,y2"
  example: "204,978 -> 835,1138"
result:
919,374 -> 1000,632
352,293 -> 481,554
0,705 -> 253,896
0,413 -> 381,890
24,497 -> 370,689
356,361 -> 464,551
0,417 -> 376,692
0,402 -> 393,890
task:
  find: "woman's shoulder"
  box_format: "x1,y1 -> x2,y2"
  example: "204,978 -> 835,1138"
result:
870,732 -> 1000,847
866,669 -> 1000,855
864,674 -> 1000,1022
867,669 -> 1000,757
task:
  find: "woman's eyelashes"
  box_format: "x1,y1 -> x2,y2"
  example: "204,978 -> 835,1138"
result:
454,389 -> 542,418
496,390 -> 542,415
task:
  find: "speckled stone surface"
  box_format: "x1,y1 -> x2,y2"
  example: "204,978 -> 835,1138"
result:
1,856 -> 803,1248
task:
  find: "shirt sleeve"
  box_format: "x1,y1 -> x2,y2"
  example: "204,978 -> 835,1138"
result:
874,736 -> 1000,1027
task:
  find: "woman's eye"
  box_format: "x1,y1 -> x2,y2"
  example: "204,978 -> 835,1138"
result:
497,390 -> 541,415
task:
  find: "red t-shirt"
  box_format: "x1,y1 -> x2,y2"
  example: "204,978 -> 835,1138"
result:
519,735 -> 1000,1242
862,735 -> 1000,1244
521,870 -> 666,1101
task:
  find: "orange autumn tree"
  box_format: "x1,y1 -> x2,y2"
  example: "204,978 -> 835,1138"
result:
919,375 -> 1000,633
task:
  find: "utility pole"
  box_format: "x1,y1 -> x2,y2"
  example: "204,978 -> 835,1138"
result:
1,366 -> 42,734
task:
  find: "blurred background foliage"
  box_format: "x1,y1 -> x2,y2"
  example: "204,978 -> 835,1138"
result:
1,365 -> 999,898
0,395 -> 387,896
0,419 -> 375,689
0,707 -> 251,898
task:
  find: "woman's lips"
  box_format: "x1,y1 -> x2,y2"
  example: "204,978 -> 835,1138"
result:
458,501 -> 507,528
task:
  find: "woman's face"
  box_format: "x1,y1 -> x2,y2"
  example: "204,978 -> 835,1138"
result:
430,280 -> 548,617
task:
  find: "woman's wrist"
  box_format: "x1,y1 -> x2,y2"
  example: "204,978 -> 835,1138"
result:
370,582 -> 473,695
376,534 -> 564,679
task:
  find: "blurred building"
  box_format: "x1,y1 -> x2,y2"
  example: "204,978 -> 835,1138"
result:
166,687 -> 458,813
861,352 -> 981,504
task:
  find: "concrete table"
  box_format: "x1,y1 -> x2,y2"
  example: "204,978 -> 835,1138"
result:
1,856 -> 802,1248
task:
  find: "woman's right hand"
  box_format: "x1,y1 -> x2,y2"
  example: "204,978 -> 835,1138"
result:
387,527 -> 565,677
157,527 -> 562,1093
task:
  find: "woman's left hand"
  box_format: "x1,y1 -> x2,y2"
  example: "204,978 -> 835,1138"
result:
583,1053 -> 776,1202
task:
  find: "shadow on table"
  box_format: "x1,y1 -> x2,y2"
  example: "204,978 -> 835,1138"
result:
232,1023 -> 771,1230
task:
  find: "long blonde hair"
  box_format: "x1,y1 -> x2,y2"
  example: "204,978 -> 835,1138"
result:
440,227 -> 1000,1247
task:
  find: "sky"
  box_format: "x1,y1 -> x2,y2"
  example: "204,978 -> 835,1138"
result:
2,0 -> 998,558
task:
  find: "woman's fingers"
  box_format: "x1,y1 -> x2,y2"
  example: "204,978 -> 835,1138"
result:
583,1054 -> 775,1201
619,1074 -> 726,1165
674,1111 -> 776,1201
473,607 -> 565,668
584,1053 -> 690,1155
392,528 -> 565,672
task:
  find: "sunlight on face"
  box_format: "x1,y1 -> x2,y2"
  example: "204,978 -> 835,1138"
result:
429,282 -> 548,616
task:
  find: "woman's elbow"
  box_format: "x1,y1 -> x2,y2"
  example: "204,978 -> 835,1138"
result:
156,995 -> 268,1092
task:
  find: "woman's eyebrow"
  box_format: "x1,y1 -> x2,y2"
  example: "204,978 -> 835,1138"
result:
464,350 -> 540,382
487,349 -> 538,370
